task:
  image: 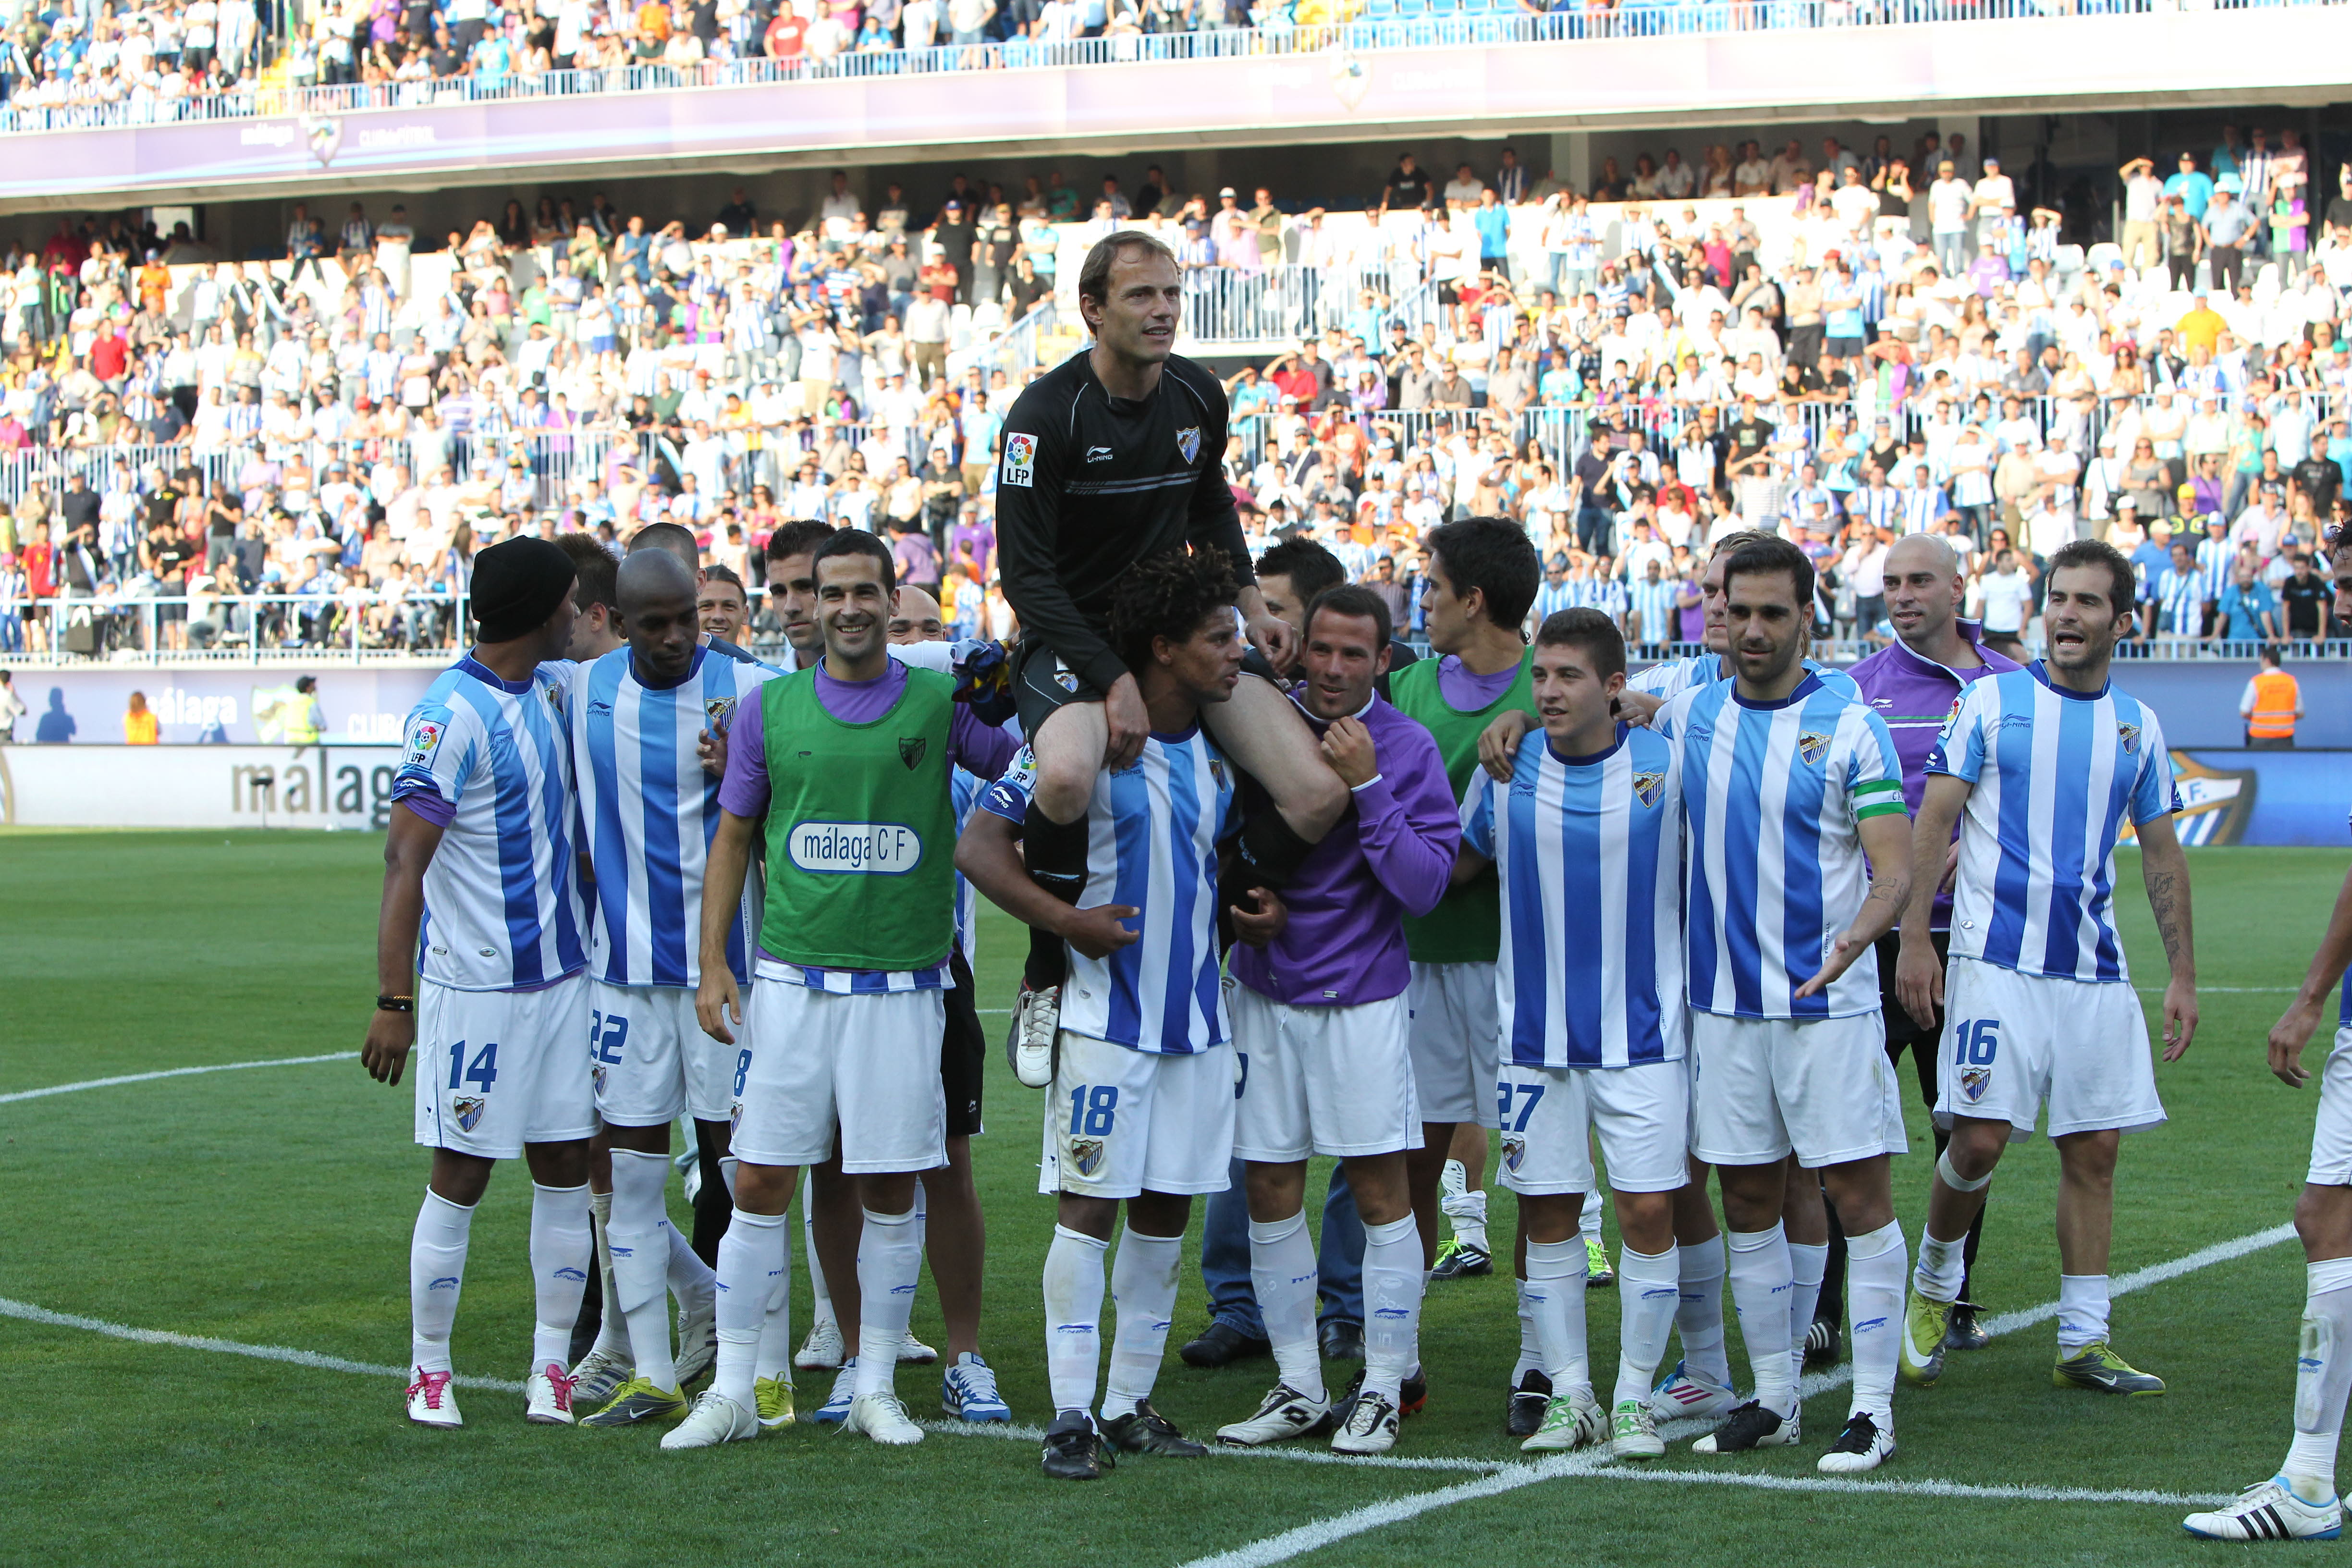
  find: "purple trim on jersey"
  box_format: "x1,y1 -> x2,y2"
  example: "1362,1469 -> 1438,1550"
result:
1229,697 -> 1458,1007
1848,624 -> 2021,931
1436,653 -> 1525,710
395,791 -> 456,827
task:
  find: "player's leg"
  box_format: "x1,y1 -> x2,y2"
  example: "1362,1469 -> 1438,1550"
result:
1651,1157 -> 1738,1421
806,1148 -> 866,1422
1199,670 -> 1349,850
1044,1185 -> 1120,1479
1335,1148 -> 1419,1454
933,948 -> 1007,1422
689,1117 -> 733,1267
1817,1153 -> 1902,1473
1009,658 -> 1104,1044
796,1184 -> 843,1370
1688,1015 -> 1802,1453
581,1119 -> 690,1423
1588,1056 -> 1689,1458
1500,1063 -> 1603,1454
1101,1185 -> 1202,1456
2047,1127 -> 2159,1390
1895,928 -> 1989,1349
569,1133 -> 629,1394
515,978 -> 597,1425
1315,1166 -> 1365,1362
1439,1118 -> 1494,1276
1781,1159 -> 1829,1390
1580,1186 -> 1613,1285
1180,1161 -> 1274,1366
405,1145 -> 495,1427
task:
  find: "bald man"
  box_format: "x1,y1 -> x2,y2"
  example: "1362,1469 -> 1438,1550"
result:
1812,535 -> 2023,1364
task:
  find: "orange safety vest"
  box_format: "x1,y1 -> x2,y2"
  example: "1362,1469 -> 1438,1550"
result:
2249,669 -> 2300,739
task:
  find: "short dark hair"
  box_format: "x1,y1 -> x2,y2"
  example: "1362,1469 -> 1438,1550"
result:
1110,547 -> 1239,672
2049,538 -> 2136,620
1426,516 -> 1540,631
1534,606 -> 1626,680
766,517 -> 835,565
1306,584 -> 1392,652
623,520 -> 698,576
1256,537 -> 1346,603
1721,534 -> 1816,608
703,562 -> 747,599
1078,230 -> 1178,305
558,530 -> 620,613
810,527 -> 896,595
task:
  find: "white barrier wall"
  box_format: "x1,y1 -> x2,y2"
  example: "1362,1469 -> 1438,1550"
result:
0,743 -> 406,829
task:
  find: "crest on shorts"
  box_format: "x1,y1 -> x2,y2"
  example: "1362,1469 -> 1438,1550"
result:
1002,432 -> 1037,488
899,736 -> 928,771
1177,426 -> 1201,463
1797,730 -> 1832,765
452,1095 -> 487,1133
1959,1065 -> 1991,1103
1054,666 -> 1080,694
704,695 -> 737,729
2117,722 -> 2142,755
1632,769 -> 1665,809
591,1065 -> 607,1096
1068,1137 -> 1107,1178
1501,1135 -> 1527,1175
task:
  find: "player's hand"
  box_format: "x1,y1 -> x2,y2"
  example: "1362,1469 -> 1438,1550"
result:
1895,933 -> 1944,1032
1793,927 -> 1869,1001
1319,715 -> 1377,788
698,724 -> 730,779
1229,887 -> 1286,947
1478,708 -> 1536,781
697,971 -> 742,1045
1613,688 -> 1667,730
1103,672 -> 1150,773
2270,992 -> 2329,1087
1245,612 -> 1297,673
362,1008 -> 416,1086
2160,975 -> 2199,1062
1061,902 -> 1142,960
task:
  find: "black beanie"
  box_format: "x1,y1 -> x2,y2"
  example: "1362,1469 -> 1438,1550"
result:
471,536 -> 576,643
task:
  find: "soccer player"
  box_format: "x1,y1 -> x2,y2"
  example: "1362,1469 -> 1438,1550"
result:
1897,539 -> 2198,1399
665,529 -> 1016,1450
1813,536 -> 2021,1365
993,231 -> 1346,1084
361,536 -> 595,1429
1657,535 -> 1914,1473
562,550 -> 754,1427
698,563 -> 751,645
1213,584 -> 1457,1456
956,547 -> 1246,1482
1382,516 -> 1544,1426
1457,609 -> 1689,1461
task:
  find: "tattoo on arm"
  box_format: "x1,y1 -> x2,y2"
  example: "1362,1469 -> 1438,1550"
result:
2146,868 -> 2191,970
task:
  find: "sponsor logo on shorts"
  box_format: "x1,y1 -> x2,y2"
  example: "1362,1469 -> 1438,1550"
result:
1068,1137 -> 1108,1178
786,821 -> 924,875
1959,1064 -> 1991,1102
1632,769 -> 1665,808
1176,426 -> 1201,463
1797,730 -> 1831,765
452,1095 -> 487,1132
1002,432 -> 1037,488
1502,1134 -> 1527,1174
2117,721 -> 2141,755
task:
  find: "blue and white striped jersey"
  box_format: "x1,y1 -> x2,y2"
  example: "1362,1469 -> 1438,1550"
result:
1659,673 -> 1908,1019
952,765 -> 984,961
980,725 -> 1238,1055
571,644 -> 773,990
1926,663 -> 2181,983
391,655 -> 588,992
1629,651 -> 1862,704
1461,723 -> 1686,1069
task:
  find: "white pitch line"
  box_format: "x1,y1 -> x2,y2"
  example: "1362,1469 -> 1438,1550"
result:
0,1052 -> 355,1105
1582,1466 -> 2236,1508
2134,986 -> 2294,994
1174,1455 -> 1603,1568
931,1419 -> 1509,1474
0,1296 -> 525,1394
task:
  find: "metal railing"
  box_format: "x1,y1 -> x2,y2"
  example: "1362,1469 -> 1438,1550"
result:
0,0 -> 2324,138
1184,263 -> 1446,345
2,588 -> 472,666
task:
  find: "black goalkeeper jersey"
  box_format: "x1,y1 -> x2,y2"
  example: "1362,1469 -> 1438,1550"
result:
993,350 -> 1250,695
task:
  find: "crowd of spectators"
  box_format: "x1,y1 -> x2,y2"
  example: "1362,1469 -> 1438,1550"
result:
7,123 -> 2352,662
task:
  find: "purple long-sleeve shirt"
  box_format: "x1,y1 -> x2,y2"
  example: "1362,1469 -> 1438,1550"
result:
1847,620 -> 2020,931
717,657 -> 1017,819
1230,694 -> 1459,1007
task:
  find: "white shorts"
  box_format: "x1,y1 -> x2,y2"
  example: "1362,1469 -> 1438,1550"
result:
1497,1057 -> 1691,1196
731,980 -> 947,1174
1407,960 -> 1501,1128
1689,1009 -> 1909,1168
1230,984 -> 1421,1162
2305,1027 -> 2352,1187
1934,956 -> 2166,1142
1039,1030 -> 1237,1201
589,981 -> 742,1127
412,973 -> 595,1161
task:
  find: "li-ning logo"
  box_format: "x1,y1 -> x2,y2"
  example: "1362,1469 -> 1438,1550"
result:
1086,445 -> 1115,463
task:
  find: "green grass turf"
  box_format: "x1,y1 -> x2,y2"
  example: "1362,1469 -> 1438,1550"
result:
1,830 -> 2346,1566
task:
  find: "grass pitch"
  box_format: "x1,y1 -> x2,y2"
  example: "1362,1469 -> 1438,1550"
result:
1,829 -> 2346,1567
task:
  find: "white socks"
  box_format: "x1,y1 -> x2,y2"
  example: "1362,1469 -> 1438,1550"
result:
1914,1231 -> 1965,1304
1043,1224 -> 1109,1416
1727,1224 -> 1796,1417
804,1193 -> 834,1330
852,1206 -> 920,1401
1579,1189 -> 1604,1247
668,1220 -> 716,1309
1616,1244 -> 1680,1407
587,1188 -> 628,1361
1250,1211 -> 1324,1403
1103,1228 -> 1183,1420
409,1188 -> 475,1372
1440,1160 -> 1490,1252
1525,1237 -> 1590,1395
1845,1221 -> 1906,1422
528,1182 -> 592,1372
2284,1257 -> 2352,1504
1513,1279 -> 1543,1382
606,1149 -> 678,1392
1788,1240 -> 1828,1384
714,1206 -> 788,1410
1361,1215 -> 1424,1404
2056,1274 -> 2111,1352
1675,1233 -> 1731,1388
